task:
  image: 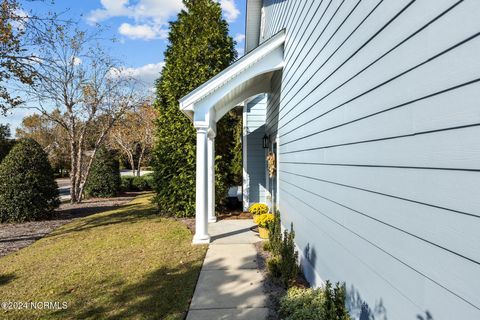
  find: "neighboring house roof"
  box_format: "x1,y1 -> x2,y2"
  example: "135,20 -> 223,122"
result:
179,30 -> 285,126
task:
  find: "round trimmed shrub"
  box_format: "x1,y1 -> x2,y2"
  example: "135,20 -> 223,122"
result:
0,138 -> 59,222
84,147 -> 121,198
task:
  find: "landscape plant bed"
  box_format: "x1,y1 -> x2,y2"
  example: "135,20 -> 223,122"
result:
0,192 -> 141,258
0,193 -> 207,319
217,209 -> 253,220
254,241 -> 309,320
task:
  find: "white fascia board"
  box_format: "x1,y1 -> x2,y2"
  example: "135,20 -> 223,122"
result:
178,30 -> 285,113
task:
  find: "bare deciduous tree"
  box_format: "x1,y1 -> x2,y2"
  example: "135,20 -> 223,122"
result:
0,0 -> 65,113
20,24 -> 143,203
15,111 -> 70,175
110,103 -> 156,176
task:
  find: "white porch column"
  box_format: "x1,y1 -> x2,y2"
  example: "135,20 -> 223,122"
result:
207,132 -> 217,223
193,125 -> 210,244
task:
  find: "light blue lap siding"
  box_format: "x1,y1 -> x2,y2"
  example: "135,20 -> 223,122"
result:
260,0 -> 480,319
244,94 -> 267,209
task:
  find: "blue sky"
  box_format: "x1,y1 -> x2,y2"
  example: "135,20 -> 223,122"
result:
2,0 -> 247,136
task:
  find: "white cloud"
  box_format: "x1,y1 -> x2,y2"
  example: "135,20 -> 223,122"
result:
88,0 -> 241,40
118,23 -> 167,40
234,33 -> 245,43
117,62 -> 165,87
88,0 -> 183,40
236,46 -> 244,57
219,0 -> 240,22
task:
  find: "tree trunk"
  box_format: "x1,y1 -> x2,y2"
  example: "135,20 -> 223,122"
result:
77,130 -> 110,202
69,141 -> 77,204
127,152 -> 135,176
136,145 -> 146,177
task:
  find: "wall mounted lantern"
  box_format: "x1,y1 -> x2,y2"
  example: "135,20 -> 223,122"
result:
262,134 -> 269,149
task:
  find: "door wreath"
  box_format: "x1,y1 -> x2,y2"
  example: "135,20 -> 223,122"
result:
267,151 -> 276,177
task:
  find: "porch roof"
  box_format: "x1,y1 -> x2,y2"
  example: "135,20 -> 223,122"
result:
178,30 -> 285,126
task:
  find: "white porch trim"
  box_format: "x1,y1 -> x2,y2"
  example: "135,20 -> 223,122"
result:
179,30 -> 286,244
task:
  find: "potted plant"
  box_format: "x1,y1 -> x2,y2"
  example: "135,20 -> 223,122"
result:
248,203 -> 269,216
254,213 -> 274,239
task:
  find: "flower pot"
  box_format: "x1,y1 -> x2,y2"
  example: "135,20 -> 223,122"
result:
258,226 -> 269,239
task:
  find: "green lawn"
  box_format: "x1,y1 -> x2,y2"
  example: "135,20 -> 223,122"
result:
0,194 -> 207,320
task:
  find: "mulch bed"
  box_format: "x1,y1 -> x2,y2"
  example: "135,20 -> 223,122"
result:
217,210 -> 253,220
179,210 -> 253,235
255,240 -> 310,320
0,192 -> 141,258
255,241 -> 286,320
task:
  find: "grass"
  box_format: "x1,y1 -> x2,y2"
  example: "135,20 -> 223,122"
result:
0,193 -> 207,320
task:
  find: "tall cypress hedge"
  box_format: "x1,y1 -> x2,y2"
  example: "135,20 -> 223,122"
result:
0,138 -> 59,222
153,0 -> 238,217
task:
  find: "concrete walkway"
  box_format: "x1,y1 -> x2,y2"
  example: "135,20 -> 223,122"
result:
187,220 -> 269,320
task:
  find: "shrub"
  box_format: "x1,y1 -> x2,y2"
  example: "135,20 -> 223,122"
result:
263,241 -> 271,252
0,139 -> 59,222
121,176 -> 134,191
268,210 -> 282,256
254,213 -> 274,228
143,174 -> 155,189
279,287 -> 324,320
121,174 -> 154,192
132,176 -> 149,191
279,282 -> 351,320
84,147 -> 121,198
266,218 -> 299,287
279,224 -> 299,287
267,256 -> 282,278
322,281 -> 350,320
249,203 -> 269,215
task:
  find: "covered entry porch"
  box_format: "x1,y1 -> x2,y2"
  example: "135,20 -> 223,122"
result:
179,30 -> 285,244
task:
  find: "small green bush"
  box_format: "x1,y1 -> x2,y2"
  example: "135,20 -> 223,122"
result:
249,203 -> 269,215
279,287 -> 324,320
267,256 -> 282,278
266,218 -> 299,287
279,282 -> 351,320
322,281 -> 350,320
279,224 -> 299,287
132,176 -> 148,191
0,139 -> 59,222
84,147 -> 121,198
121,174 -> 154,192
133,176 -> 152,191
121,176 -> 134,191
263,241 -> 271,252
269,210 -> 282,256
143,174 -> 155,189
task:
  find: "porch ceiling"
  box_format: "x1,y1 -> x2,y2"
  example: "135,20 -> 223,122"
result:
178,29 -> 285,127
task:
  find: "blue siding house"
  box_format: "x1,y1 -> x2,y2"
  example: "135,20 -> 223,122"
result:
243,94 -> 268,209
179,1 -> 480,319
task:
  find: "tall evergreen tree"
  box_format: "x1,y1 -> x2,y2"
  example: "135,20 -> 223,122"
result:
153,0 -> 238,217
